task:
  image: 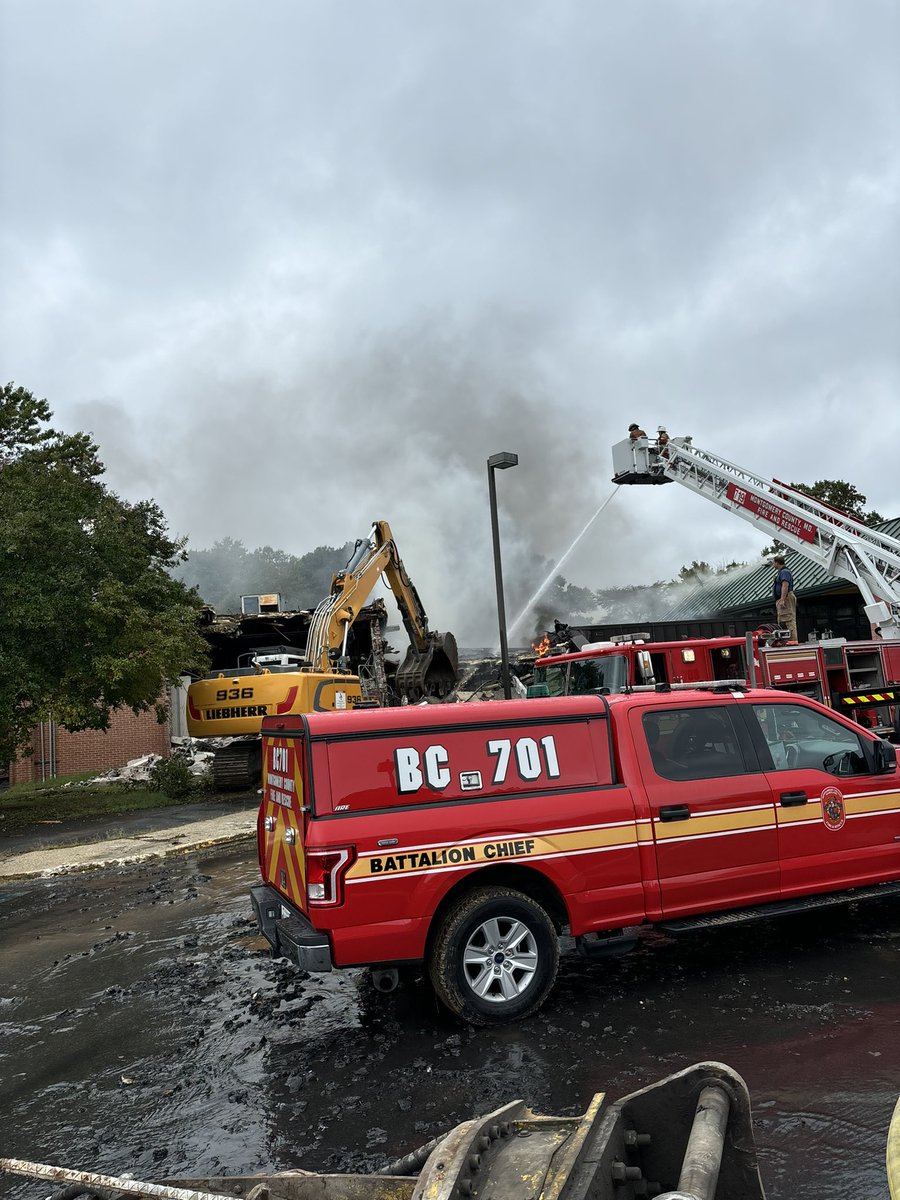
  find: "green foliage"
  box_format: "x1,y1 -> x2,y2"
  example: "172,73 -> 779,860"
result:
593,580 -> 676,622
761,478 -> 884,555
148,755 -> 196,799
0,382 -> 210,762
790,479 -> 883,527
677,560 -> 713,585
0,774 -> 190,835
674,560 -> 746,586
174,538 -> 356,612
532,574 -> 598,632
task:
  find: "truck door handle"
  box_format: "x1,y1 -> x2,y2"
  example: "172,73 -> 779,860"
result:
780,791 -> 808,807
659,805 -> 690,822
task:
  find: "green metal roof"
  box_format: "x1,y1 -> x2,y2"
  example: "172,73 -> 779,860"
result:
667,517 -> 900,619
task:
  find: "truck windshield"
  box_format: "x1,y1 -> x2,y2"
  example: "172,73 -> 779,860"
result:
534,654 -> 628,696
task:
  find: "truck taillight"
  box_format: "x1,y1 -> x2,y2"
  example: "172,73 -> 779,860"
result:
307,847 -> 354,906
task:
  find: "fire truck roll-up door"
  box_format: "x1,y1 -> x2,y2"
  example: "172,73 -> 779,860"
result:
760,646 -> 827,702
258,720 -> 309,914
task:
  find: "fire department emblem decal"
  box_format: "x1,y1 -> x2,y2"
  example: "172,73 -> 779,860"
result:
820,787 -> 846,832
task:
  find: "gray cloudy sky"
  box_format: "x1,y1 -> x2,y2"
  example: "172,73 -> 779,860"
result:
2,0 -> 898,643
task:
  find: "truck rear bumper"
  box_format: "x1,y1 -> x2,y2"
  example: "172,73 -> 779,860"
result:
250,884 -> 333,972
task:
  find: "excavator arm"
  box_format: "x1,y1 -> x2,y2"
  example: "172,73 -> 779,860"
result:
612,432 -> 900,640
304,521 -> 458,699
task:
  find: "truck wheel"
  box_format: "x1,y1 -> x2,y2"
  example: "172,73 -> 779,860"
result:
429,887 -> 559,1025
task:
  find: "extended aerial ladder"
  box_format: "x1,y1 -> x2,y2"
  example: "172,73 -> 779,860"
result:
304,520 -> 458,698
612,431 -> 900,640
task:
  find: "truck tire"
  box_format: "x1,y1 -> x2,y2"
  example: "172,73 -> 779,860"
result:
429,887 -> 559,1025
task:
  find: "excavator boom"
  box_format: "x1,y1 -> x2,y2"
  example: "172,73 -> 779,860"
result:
304,520 -> 458,699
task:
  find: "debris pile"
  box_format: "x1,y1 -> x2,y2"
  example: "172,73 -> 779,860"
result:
68,739 -> 218,788
452,650 -> 545,702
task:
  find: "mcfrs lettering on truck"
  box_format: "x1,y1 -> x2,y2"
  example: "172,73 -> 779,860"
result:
250,688 -> 900,1024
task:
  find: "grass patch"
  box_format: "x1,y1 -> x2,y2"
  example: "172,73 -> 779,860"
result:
0,771 -> 244,838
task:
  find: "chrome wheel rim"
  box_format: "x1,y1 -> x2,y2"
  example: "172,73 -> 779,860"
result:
462,915 -> 539,1002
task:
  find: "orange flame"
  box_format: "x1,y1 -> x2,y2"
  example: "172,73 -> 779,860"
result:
531,634 -> 551,658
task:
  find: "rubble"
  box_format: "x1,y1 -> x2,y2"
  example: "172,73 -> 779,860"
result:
67,739 -> 217,788
452,650 -> 545,703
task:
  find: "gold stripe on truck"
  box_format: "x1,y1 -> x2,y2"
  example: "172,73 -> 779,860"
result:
654,808 -> 775,841
347,825 -> 637,881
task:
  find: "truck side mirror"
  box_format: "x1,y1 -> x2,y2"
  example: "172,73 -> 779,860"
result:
636,650 -> 655,684
873,738 -> 897,774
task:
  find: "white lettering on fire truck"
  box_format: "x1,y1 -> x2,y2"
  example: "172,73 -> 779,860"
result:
266,746 -> 295,808
394,736 -> 561,796
486,736 -> 561,783
394,744 -> 450,793
267,772 -> 294,793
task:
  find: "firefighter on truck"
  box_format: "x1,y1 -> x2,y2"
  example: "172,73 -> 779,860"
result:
251,687 -> 900,1025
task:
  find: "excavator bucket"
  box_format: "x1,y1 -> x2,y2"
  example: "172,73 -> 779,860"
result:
396,631 -> 459,701
1,1062 -> 768,1200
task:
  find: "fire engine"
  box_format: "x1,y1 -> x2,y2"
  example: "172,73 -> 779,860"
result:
531,632 -> 900,739
608,429 -> 900,734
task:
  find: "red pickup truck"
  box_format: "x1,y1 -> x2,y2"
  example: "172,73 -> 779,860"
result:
250,687 -> 900,1023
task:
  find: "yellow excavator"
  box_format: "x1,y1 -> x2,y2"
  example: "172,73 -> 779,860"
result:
186,521 -> 459,788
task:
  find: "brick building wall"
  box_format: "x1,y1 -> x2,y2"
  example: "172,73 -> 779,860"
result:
8,705 -> 171,786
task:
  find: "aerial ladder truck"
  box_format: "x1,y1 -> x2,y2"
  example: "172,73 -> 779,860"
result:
612,430 -> 900,640
611,430 -> 900,729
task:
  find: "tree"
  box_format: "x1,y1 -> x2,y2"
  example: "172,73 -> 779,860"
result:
790,479 -> 883,527
677,560 -> 714,586
670,560 -> 746,587
174,538 -> 356,612
761,478 -> 884,555
531,574 -> 598,635
0,383 -> 209,762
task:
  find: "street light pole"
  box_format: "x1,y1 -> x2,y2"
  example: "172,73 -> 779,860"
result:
487,451 -> 519,700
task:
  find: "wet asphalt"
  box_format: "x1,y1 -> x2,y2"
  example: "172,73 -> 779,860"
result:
0,844 -> 897,1200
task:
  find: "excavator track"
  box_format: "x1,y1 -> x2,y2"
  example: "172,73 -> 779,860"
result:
210,739 -> 262,792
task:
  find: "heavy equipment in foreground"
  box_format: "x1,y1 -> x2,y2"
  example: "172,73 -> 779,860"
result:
186,521 -> 458,789
1,1062 -> 771,1199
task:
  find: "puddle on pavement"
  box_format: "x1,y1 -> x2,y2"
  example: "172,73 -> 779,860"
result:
1,848 -> 897,1200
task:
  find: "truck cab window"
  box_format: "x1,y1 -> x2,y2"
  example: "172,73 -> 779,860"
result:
569,655 -> 628,696
750,703 -> 868,775
533,666 -> 566,697
642,707 -> 745,780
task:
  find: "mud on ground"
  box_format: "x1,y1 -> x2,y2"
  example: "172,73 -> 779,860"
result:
1,847 -> 897,1199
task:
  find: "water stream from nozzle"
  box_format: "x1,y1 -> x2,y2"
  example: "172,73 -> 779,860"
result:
507,489 -> 618,642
